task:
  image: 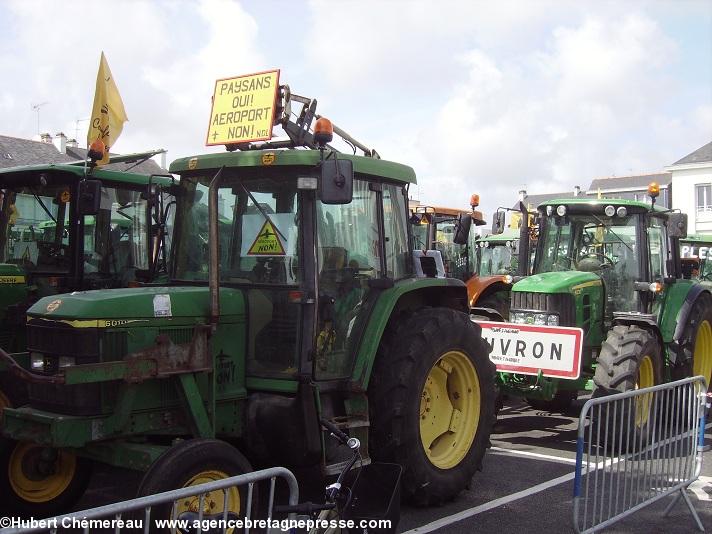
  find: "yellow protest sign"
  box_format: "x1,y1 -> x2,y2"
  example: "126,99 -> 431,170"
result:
206,70 -> 280,146
248,220 -> 286,256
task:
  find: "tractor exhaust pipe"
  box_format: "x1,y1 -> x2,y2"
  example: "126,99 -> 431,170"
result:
517,201 -> 530,277
208,167 -> 225,330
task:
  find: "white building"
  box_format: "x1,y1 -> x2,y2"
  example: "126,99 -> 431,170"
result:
666,142 -> 712,235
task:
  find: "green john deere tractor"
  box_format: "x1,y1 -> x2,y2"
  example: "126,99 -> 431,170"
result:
0,161 -> 174,414
0,89 -> 495,518
491,192 -> 712,413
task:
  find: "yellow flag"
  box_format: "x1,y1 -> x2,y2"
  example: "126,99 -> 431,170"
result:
87,52 -> 128,165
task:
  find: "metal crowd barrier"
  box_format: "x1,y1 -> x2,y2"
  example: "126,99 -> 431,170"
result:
0,466 -> 299,534
573,376 -> 709,533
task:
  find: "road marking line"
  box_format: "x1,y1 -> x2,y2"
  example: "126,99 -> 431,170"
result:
400,472 -> 575,534
490,446 -> 578,465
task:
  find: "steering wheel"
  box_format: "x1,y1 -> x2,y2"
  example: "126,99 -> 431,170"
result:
576,251 -> 614,270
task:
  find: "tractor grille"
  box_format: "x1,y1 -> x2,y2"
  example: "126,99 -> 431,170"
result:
27,321 -> 100,361
511,292 -> 576,326
26,321 -> 102,415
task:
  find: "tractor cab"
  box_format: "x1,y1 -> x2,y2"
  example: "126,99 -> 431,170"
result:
531,198 -> 672,320
409,198 -> 485,280
475,228 -> 520,277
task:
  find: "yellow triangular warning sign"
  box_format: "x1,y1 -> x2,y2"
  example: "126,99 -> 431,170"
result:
248,220 -> 286,256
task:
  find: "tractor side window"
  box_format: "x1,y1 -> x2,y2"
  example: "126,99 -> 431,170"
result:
84,187 -> 149,286
315,179 -> 380,379
647,218 -> 667,281
383,184 -> 410,279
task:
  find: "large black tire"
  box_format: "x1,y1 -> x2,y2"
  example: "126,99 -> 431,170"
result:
526,390 -> 577,413
135,439 -> 254,533
673,294 -> 712,386
368,307 -> 496,506
593,325 -> 663,448
0,440 -> 92,517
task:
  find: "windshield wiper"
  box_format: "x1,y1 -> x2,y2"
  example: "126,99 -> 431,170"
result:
32,192 -> 57,224
237,182 -> 287,242
590,216 -> 633,252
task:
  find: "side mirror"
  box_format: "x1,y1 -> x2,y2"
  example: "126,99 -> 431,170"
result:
492,211 -> 505,235
78,179 -> 101,215
453,213 -> 472,245
512,240 -> 520,254
666,213 -> 687,238
320,157 -> 353,205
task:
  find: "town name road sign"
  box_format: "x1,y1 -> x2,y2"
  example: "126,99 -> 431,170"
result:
476,321 -> 583,379
206,69 -> 280,146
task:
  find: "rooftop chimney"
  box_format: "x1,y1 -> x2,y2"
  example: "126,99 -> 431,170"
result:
66,138 -> 78,148
40,133 -> 52,144
574,185 -> 581,196
518,189 -> 527,202
53,132 -> 67,154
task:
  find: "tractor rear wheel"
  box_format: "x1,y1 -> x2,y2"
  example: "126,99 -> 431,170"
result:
135,439 -> 254,533
0,440 -> 92,517
673,295 -> 712,386
369,307 -> 496,506
593,325 -> 662,448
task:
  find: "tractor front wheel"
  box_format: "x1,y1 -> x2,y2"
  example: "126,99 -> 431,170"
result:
593,325 -> 662,447
369,307 -> 496,506
135,439 -> 254,533
0,440 -> 92,517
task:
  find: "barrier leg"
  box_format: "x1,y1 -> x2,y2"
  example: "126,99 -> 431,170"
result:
662,487 -> 705,532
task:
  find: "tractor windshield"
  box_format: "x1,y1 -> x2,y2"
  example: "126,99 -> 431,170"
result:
173,173 -> 299,284
536,212 -> 640,311
0,184 -> 72,271
477,241 -> 515,276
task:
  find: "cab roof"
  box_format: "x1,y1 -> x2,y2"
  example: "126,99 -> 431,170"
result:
0,163 -> 172,186
170,149 -> 417,184
539,197 -> 667,214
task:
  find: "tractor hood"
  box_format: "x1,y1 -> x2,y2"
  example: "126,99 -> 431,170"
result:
27,286 -> 245,322
512,271 -> 601,294
0,263 -> 26,282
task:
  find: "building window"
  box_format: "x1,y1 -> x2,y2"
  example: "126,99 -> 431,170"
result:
696,184 -> 712,214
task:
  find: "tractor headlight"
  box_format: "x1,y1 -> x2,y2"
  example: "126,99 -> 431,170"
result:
30,352 -> 45,370
534,313 -> 548,325
511,312 -> 524,324
547,314 -> 559,326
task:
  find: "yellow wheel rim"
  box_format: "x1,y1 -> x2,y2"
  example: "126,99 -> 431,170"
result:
635,355 -> 655,426
419,350 -> 481,470
174,470 -> 240,525
693,319 -> 712,388
8,443 -> 76,503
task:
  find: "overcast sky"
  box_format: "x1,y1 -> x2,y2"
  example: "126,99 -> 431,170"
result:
1,0 -> 710,219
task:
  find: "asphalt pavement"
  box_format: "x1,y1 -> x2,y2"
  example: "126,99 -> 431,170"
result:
70,397 -> 712,534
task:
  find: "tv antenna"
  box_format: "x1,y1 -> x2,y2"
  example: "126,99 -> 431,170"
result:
75,117 -> 89,141
31,102 -> 49,134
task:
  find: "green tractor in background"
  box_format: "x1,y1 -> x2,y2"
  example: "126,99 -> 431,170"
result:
0,161 -> 174,413
0,87 -> 496,518
489,185 -> 712,413
680,233 -> 712,281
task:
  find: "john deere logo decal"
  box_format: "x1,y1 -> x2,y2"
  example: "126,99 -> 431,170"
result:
261,153 -> 275,165
188,157 -> 198,170
46,299 -> 62,312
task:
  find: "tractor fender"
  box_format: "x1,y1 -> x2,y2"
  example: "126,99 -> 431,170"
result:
350,278 -> 469,390
611,312 -> 663,348
672,283 -> 712,343
470,306 -> 505,322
